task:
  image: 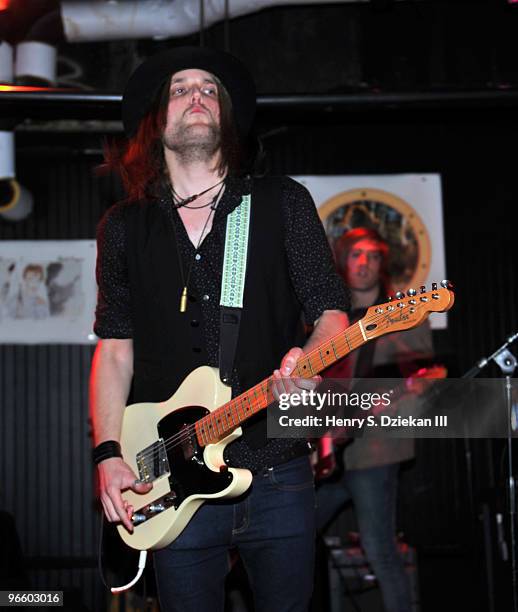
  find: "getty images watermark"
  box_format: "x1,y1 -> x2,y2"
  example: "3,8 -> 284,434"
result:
267,378 -> 518,439
276,387 -> 447,431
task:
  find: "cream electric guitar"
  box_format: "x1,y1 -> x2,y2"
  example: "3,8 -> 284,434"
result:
118,284 -> 454,551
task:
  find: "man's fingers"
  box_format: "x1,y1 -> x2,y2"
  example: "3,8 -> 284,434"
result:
101,494 -> 122,524
131,479 -> 153,493
106,486 -> 134,532
280,347 -> 304,376
272,369 -> 292,399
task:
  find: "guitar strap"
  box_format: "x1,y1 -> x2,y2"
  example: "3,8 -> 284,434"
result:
219,193 -> 251,385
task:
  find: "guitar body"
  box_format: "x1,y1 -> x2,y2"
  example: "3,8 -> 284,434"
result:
117,366 -> 253,551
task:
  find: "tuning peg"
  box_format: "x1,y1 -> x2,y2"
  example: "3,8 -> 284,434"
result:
431,282 -> 438,291
440,279 -> 452,288
395,291 -> 404,299
420,285 -> 426,294
407,288 -> 416,297
387,295 -> 393,302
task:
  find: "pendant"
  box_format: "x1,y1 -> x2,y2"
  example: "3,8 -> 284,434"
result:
179,287 -> 188,313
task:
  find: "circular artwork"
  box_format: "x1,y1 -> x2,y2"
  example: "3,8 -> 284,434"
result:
319,188 -> 431,292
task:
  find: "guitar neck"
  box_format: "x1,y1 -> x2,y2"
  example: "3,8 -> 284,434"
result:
195,320 -> 368,447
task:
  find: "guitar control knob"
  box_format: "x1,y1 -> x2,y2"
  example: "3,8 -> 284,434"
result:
395,291 -> 404,300
132,513 -> 146,524
407,288 -> 416,297
432,282 -> 438,291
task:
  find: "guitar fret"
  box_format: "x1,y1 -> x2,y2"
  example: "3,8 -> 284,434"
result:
207,415 -> 216,440
307,358 -> 314,376
344,330 -> 352,351
213,412 -> 222,436
233,399 -> 242,422
318,349 -> 326,368
247,395 -> 255,416
261,381 -> 269,405
227,408 -> 235,426
196,423 -> 205,445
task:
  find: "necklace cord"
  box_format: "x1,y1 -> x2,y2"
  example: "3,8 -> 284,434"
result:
171,177 -> 226,209
170,180 -> 226,312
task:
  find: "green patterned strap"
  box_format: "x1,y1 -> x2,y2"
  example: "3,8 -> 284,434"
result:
220,194 -> 251,308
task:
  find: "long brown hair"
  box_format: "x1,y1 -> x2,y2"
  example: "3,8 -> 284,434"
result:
104,75 -> 244,202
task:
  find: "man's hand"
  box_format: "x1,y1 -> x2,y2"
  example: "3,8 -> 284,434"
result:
272,346 -> 322,401
97,457 -> 153,533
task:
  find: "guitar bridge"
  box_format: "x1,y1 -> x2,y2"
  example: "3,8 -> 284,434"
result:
136,438 -> 170,483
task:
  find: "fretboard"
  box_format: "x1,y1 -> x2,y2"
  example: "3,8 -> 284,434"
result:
195,319 -> 368,446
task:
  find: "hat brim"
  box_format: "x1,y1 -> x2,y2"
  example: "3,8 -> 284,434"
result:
122,46 -> 256,139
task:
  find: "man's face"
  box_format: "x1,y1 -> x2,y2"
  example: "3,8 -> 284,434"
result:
24,270 -> 43,292
162,68 -> 221,156
344,238 -> 384,291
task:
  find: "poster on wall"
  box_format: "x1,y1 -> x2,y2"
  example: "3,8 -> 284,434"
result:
0,240 -> 97,344
293,174 -> 447,329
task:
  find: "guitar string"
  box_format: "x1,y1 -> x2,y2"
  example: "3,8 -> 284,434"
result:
133,300 -> 441,466
132,302 -> 435,465
133,305 -> 423,466
133,324 -> 368,466
136,287 -> 452,464
133,315 -> 377,462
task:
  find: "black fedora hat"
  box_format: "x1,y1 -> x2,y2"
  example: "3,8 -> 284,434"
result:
122,46 -> 256,139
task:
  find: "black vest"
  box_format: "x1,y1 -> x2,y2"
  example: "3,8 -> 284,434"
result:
124,178 -> 306,417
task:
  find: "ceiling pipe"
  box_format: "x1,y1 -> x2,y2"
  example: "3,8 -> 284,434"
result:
14,8 -> 63,85
0,40 -> 13,82
0,42 -> 33,222
60,0 -> 357,42
0,130 -> 34,222
15,41 -> 57,86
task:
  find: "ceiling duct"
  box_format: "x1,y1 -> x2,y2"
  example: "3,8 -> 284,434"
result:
0,42 -> 33,222
0,131 -> 34,222
60,0 -> 355,42
0,41 -> 13,82
15,41 -> 57,86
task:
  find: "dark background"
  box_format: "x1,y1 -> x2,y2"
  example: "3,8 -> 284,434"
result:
1,1 -> 518,610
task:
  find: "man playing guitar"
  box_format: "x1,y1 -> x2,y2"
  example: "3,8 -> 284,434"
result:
90,46 -> 349,612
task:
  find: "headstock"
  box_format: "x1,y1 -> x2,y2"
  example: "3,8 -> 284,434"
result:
361,281 -> 454,340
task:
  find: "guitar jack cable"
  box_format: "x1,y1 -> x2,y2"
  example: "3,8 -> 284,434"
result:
110,551 -> 148,593
97,516 -> 148,594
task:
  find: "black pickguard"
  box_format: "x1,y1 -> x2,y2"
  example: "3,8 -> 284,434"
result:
157,406 -> 233,507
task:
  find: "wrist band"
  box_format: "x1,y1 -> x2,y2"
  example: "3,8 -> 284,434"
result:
92,440 -> 122,465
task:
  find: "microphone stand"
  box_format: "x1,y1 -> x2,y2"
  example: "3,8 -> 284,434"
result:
462,331 -> 518,612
